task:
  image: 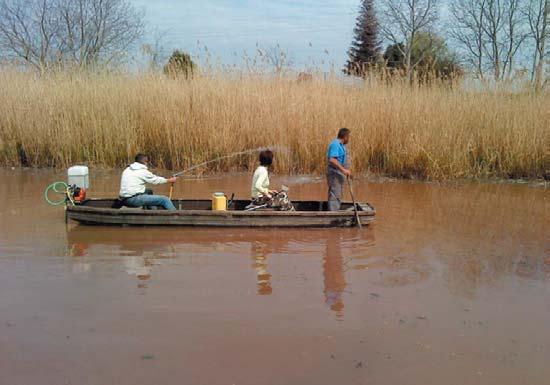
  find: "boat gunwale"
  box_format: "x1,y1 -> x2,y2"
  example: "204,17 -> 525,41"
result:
66,200 -> 376,218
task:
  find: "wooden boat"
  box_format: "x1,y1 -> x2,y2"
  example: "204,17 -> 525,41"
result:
66,199 -> 376,228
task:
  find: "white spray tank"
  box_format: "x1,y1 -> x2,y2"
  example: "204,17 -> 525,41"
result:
67,165 -> 89,189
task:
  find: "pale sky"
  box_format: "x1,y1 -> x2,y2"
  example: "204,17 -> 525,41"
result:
132,0 -> 360,70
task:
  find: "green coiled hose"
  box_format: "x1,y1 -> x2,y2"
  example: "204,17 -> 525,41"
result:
44,181 -> 73,206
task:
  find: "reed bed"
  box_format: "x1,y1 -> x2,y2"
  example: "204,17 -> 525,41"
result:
0,69 -> 547,180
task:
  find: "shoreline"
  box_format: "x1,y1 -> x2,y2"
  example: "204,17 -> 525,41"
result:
3,166 -> 547,189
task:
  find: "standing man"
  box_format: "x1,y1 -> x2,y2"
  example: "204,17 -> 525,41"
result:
119,153 -> 177,210
326,128 -> 351,211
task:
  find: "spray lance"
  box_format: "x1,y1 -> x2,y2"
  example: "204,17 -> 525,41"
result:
168,147 -> 274,199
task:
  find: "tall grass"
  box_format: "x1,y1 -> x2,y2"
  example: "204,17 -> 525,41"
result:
0,69 -> 547,180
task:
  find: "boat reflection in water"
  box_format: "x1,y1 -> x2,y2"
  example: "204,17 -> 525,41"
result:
64,204 -> 549,320
65,226 -> 375,317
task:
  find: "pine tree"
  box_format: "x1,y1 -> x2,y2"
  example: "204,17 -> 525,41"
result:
345,0 -> 381,76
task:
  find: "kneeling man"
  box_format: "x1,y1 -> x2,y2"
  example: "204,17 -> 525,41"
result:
119,153 -> 177,210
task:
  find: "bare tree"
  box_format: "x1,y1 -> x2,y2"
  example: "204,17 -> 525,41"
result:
483,0 -> 528,81
449,0 -> 528,81
449,0 -> 487,79
379,0 -> 440,82
0,0 -> 144,70
141,28 -> 169,72
501,0 -> 528,78
525,0 -> 549,91
0,0 -> 58,69
257,44 -> 292,75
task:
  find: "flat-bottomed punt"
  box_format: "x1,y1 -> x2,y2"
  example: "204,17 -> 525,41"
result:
66,199 -> 375,228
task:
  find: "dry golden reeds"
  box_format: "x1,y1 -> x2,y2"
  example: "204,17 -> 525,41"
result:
0,69 -> 547,180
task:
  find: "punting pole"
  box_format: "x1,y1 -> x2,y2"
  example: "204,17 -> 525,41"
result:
347,177 -> 362,228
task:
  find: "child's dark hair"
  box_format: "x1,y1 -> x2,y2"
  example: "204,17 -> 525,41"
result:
259,149 -> 273,166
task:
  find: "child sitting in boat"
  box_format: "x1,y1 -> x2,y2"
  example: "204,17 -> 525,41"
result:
250,150 -> 294,211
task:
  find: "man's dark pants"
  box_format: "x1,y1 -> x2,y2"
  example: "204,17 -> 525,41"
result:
327,167 -> 345,211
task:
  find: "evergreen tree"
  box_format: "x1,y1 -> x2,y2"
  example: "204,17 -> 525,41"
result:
345,0 -> 381,76
163,50 -> 196,79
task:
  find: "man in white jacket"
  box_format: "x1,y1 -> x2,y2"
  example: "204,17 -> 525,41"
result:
119,154 -> 177,210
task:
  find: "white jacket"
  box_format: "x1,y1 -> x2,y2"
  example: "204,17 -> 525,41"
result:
119,162 -> 168,198
251,166 -> 270,198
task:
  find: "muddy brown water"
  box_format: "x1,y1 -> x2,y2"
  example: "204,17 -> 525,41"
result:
0,169 -> 548,385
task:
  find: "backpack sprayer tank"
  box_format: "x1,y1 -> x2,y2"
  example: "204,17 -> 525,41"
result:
67,165 -> 89,202
44,165 -> 90,207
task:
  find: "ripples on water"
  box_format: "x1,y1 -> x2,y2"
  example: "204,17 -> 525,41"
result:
0,169 -> 548,385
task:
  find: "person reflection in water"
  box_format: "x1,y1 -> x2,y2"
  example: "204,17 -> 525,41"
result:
251,241 -> 272,295
323,235 -> 347,319
66,227 -> 176,291
124,256 -> 152,282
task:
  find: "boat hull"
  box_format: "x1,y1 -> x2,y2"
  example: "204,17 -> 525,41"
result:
66,199 -> 375,228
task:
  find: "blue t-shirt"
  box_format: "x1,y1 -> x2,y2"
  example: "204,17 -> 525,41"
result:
327,139 -> 346,166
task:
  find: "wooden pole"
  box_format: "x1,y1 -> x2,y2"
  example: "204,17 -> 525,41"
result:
347,177 -> 362,228
169,182 -> 174,200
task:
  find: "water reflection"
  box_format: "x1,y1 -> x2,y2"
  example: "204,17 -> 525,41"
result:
66,228 -> 179,289
323,234 -> 347,319
63,175 -> 549,317
251,241 -> 272,295
4,161 -> 550,385
65,227 -> 376,318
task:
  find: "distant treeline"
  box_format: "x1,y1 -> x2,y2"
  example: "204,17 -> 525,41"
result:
0,0 -> 548,91
345,0 -> 549,91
